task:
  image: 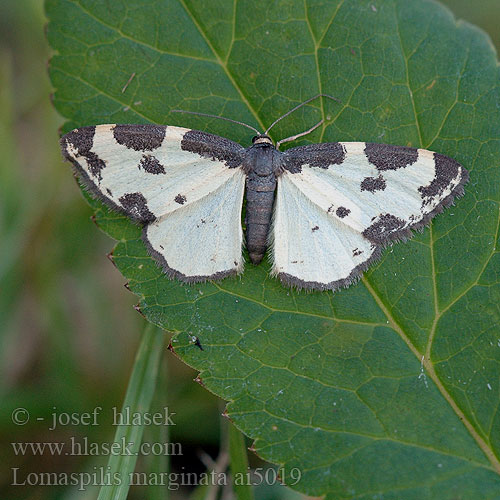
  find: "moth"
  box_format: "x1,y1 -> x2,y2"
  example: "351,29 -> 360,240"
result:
60,96 -> 469,291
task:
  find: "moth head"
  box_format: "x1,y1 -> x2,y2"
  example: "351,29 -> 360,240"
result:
252,134 -> 273,146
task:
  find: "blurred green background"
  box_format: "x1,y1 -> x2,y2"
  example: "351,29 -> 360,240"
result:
0,1 -> 498,499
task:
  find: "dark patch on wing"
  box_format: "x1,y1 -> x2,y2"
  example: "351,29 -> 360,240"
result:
361,175 -> 386,192
85,152 -> 106,179
365,143 -> 418,171
282,143 -> 346,173
181,129 -> 244,168
62,126 -> 106,180
353,248 -> 362,257
362,214 -> 406,243
106,188 -> 113,196
175,194 -> 186,205
139,154 -> 165,174
113,124 -> 166,151
336,206 -> 351,218
418,153 -> 460,205
119,192 -> 155,222
63,126 -> 95,155
312,225 -> 319,232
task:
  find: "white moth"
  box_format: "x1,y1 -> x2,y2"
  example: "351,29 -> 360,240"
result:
61,105 -> 468,291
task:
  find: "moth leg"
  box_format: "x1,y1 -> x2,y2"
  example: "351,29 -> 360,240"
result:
276,119 -> 324,150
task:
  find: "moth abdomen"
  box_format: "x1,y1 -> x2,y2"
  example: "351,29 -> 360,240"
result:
245,174 -> 276,264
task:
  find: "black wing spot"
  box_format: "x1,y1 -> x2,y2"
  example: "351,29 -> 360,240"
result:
139,154 -> 166,174
283,142 -> 346,173
365,143 -> 418,171
64,126 -> 95,155
175,194 -> 187,205
62,127 -> 106,180
353,248 -> 363,257
118,192 -> 155,222
419,153 -> 461,205
312,225 -> 319,232
113,124 -> 166,151
336,206 -> 351,218
181,129 -> 243,168
86,153 -> 106,180
106,188 -> 113,196
360,175 -> 386,192
362,214 -> 406,242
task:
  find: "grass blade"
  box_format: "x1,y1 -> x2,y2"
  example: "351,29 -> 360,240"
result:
97,323 -> 165,500
229,423 -> 254,500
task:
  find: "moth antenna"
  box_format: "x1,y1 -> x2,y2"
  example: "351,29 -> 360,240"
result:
264,94 -> 341,135
171,109 -> 260,135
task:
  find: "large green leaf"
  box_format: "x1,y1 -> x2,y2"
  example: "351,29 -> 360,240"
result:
47,0 -> 500,497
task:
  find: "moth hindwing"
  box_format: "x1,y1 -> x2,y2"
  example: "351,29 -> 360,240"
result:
61,124 -> 468,291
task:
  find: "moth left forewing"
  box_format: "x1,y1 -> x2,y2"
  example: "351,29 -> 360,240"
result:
62,124 -> 243,221
272,141 -> 468,290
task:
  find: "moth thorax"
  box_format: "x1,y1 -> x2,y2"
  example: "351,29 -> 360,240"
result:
252,135 -> 273,145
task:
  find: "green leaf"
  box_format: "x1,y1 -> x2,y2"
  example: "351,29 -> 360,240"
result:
47,0 -> 500,497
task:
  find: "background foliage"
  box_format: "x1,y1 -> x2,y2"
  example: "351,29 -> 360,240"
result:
1,0 -> 500,499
